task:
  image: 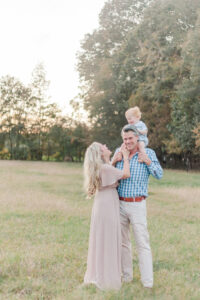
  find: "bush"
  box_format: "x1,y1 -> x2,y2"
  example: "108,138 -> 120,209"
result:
50,152 -> 63,161
0,148 -> 11,160
13,144 -> 29,160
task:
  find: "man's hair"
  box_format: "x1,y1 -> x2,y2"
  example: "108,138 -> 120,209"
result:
121,124 -> 140,137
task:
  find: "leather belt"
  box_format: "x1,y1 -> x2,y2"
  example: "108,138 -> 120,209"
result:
119,196 -> 146,202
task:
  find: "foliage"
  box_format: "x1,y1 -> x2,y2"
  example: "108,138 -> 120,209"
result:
169,8 -> 200,153
193,123 -> 200,150
77,0 -> 153,149
0,75 -> 32,159
77,0 -> 200,158
1,1 -> 200,163
0,148 -> 10,159
0,64 -> 89,162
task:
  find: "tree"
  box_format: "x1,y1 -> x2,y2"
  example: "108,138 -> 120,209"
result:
0,75 -> 31,159
29,63 -> 50,159
113,0 -> 200,154
0,64 -> 89,162
77,0 -> 200,158
169,8 -> 200,154
77,0 -> 153,149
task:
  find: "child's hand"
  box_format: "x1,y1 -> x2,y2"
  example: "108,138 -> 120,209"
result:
138,152 -> 151,165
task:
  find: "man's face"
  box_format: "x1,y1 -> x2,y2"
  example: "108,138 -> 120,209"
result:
122,131 -> 138,151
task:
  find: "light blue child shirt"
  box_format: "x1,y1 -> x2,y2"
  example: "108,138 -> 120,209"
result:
134,120 -> 148,146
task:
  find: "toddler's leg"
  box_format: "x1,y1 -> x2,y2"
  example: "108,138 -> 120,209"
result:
138,141 -> 146,154
138,141 -> 146,162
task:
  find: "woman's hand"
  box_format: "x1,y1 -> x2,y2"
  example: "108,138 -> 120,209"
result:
120,143 -> 130,179
111,151 -> 123,165
120,143 -> 130,160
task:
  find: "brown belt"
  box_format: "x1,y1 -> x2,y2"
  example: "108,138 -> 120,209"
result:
119,196 -> 146,202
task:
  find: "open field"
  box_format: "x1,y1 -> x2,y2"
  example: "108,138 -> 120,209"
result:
0,160 -> 199,299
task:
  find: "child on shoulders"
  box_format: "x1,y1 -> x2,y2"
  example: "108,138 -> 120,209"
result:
117,106 -> 148,163
125,106 -> 148,156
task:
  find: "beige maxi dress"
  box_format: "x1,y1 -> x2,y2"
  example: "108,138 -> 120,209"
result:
84,163 -> 123,290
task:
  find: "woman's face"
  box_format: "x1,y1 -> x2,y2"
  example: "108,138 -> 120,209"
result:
100,144 -> 112,159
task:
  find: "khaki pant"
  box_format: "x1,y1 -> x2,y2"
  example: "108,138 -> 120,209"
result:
120,200 -> 153,288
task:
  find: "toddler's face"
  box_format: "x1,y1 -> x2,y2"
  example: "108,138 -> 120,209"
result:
126,115 -> 139,125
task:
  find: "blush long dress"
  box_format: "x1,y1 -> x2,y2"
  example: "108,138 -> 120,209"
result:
84,163 -> 123,290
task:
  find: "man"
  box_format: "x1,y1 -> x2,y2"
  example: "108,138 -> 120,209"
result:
112,124 -> 163,288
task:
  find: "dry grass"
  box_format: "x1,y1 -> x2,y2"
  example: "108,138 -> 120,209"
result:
0,160 -> 199,299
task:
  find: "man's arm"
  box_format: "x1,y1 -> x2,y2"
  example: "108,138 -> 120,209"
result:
138,149 -> 163,179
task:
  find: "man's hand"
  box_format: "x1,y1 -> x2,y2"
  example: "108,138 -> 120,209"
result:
138,152 -> 151,166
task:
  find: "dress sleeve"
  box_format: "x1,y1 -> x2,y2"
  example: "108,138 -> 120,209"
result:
101,164 -> 123,187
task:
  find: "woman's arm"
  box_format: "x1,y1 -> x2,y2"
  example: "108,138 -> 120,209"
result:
121,145 -> 130,179
111,151 -> 122,166
121,157 -> 130,179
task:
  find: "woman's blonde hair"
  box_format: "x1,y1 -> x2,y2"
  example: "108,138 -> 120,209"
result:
125,106 -> 141,119
83,142 -> 104,197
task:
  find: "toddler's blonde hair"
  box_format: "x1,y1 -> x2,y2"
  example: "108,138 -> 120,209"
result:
125,106 -> 141,119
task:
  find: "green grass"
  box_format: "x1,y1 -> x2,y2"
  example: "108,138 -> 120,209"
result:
0,160 -> 199,299
150,169 -> 200,187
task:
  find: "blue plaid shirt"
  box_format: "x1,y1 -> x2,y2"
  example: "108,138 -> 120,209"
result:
116,148 -> 163,198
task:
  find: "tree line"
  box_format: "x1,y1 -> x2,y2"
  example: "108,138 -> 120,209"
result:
76,0 -> 200,169
0,64 -> 89,162
1,0 -> 200,168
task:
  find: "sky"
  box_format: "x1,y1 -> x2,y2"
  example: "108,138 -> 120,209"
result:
0,0 -> 106,114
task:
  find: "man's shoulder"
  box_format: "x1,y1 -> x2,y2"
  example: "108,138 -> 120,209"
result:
146,148 -> 156,156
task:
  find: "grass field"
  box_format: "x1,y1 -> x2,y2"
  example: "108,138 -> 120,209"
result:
0,160 -> 199,300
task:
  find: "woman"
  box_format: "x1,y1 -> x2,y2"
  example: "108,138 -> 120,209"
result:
83,142 -> 130,290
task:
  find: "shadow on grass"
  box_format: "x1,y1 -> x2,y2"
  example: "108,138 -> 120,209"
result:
153,260 -> 174,271
0,274 -> 8,286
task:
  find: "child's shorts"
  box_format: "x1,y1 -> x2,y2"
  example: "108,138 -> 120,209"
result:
138,136 -> 148,147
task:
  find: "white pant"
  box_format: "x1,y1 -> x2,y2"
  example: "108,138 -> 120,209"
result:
120,200 -> 153,288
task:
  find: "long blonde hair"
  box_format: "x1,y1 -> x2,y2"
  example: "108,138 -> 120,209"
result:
83,142 -> 104,197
